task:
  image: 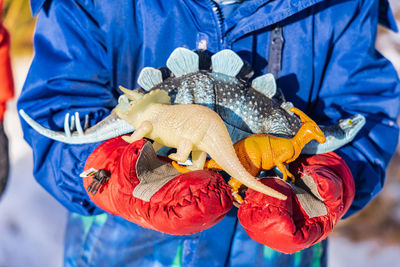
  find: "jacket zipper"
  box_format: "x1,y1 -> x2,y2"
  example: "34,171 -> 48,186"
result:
208,0 -> 225,49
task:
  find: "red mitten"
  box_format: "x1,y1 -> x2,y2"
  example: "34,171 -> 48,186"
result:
238,152 -> 354,254
83,136 -> 233,235
0,22 -> 14,122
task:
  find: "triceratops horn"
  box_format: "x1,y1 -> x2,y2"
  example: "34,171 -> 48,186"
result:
119,86 -> 144,101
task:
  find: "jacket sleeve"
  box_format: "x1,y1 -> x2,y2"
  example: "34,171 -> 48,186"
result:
17,0 -> 116,215
315,0 -> 400,217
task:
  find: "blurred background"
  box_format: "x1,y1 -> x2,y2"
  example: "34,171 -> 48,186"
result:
1,0 -> 400,266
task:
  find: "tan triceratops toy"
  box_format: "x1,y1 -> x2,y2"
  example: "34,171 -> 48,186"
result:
115,87 -> 287,201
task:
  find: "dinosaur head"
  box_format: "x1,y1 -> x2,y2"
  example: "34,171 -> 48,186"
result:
338,114 -> 366,139
114,87 -> 171,121
290,107 -> 326,144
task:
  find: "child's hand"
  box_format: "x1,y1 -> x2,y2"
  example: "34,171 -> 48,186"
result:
82,136 -> 233,235
237,152 -> 355,254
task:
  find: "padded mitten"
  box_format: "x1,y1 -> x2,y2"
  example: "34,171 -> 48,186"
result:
83,136 -> 233,235
238,152 -> 354,253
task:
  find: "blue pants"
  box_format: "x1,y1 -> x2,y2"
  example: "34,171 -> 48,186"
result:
64,211 -> 328,267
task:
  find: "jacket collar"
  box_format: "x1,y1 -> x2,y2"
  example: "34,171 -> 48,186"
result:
31,0 -> 47,16
30,0 -> 397,32
29,0 -> 325,17
379,0 -> 398,32
223,0 -> 326,42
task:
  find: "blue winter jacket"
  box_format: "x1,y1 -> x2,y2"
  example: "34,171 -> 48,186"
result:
18,0 -> 400,265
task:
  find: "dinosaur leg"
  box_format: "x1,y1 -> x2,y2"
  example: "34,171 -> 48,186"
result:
204,159 -> 221,171
276,163 -> 296,183
168,138 -> 193,163
286,169 -> 295,183
229,178 -> 244,204
276,163 -> 289,182
172,152 -> 211,173
189,151 -> 207,170
152,141 -> 163,152
172,151 -> 207,173
122,121 -> 153,143
171,161 -> 191,173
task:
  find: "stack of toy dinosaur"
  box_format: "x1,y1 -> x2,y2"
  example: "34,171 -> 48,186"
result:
20,47 -> 365,203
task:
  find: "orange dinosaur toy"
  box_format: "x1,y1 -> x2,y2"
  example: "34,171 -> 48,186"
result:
207,107 -> 326,203
174,107 -> 326,203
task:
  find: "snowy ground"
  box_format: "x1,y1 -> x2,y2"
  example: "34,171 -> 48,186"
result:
0,57 -> 67,267
328,237 -> 400,267
2,4 -> 400,264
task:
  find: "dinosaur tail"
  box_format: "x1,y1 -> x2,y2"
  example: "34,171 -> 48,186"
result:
19,110 -> 134,144
203,138 -> 287,201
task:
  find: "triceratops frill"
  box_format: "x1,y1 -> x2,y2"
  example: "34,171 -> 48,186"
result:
19,47 -> 365,154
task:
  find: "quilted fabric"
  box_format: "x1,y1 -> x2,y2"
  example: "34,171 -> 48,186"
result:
83,136 -> 233,235
238,152 -> 354,253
